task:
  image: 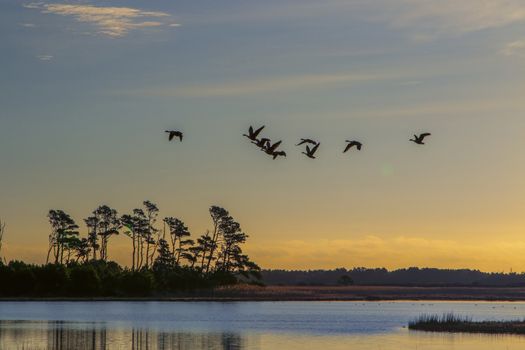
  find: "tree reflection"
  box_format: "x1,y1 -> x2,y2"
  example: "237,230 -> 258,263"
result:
0,321 -> 246,350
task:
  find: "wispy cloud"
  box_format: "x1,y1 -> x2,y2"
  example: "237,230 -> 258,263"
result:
36,54 -> 53,61
502,40 -> 525,56
379,0 -> 525,34
20,23 -> 36,28
118,72 -> 399,98
200,0 -> 525,39
24,3 -> 180,37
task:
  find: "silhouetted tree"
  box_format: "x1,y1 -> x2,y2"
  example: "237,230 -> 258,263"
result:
93,205 -> 120,261
204,206 -> 229,273
8,203 -> 264,296
46,210 -> 79,264
84,215 -> 100,260
121,210 -> 147,271
196,231 -> 214,271
153,238 -> 175,271
217,216 -> 246,272
142,201 -> 160,268
163,217 -> 193,266
71,237 -> 91,263
0,219 -> 5,262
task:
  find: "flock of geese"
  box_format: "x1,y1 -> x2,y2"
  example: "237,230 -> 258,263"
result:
165,127 -> 431,160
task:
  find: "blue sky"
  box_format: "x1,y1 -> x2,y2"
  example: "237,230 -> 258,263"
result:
1,0 -> 525,270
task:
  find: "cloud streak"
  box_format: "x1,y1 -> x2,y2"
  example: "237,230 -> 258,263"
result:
24,3 -> 180,37
502,40 -> 525,56
118,72 -> 400,97
199,1 -> 525,40
36,54 -> 53,61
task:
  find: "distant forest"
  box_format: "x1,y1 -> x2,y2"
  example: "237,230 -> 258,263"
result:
261,268 -> 525,287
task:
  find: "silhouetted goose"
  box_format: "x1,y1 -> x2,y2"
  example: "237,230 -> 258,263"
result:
410,133 -> 431,145
344,140 -> 362,153
296,138 -> 318,146
243,125 -> 265,141
272,151 -> 286,160
252,138 -> 270,149
165,130 -> 183,142
264,140 -> 282,154
302,142 -> 320,159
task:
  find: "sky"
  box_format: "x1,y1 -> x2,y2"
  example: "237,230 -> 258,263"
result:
1,0 -> 525,272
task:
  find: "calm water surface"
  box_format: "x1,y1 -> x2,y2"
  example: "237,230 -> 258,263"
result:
1,301 -> 525,349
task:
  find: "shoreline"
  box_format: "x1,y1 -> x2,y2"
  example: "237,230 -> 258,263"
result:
4,285 -> 525,302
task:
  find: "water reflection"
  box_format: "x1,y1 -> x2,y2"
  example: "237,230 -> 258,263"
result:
3,320 -> 525,350
0,321 -> 248,350
5,302 -> 525,349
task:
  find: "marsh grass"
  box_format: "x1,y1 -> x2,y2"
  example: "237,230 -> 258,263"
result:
409,313 -> 525,334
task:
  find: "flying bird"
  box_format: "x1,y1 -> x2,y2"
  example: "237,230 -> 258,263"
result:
302,142 -> 320,159
165,130 -> 183,142
410,133 -> 431,145
243,125 -> 265,141
272,151 -> 286,160
344,140 -> 362,153
252,138 -> 270,149
296,138 -> 318,146
264,140 -> 282,155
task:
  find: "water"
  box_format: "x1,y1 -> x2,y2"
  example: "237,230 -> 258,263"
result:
1,301 -> 525,349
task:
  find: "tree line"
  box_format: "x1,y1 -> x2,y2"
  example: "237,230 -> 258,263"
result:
0,203 -> 261,297
262,267 -> 525,286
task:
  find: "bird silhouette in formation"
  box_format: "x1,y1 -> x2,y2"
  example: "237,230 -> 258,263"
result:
302,142 -> 320,159
165,130 -> 183,142
252,138 -> 270,149
344,140 -> 362,153
297,138 -> 320,159
264,140 -> 283,155
243,125 -> 265,141
244,126 -> 286,160
296,138 -> 318,146
272,151 -> 286,160
410,133 -> 431,145
168,127 -> 432,159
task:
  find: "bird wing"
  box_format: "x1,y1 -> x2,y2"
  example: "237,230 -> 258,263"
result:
343,143 -> 352,153
355,142 -> 362,150
248,126 -> 254,136
259,138 -> 270,147
179,132 -> 183,141
253,125 -> 265,138
269,140 -> 282,151
420,133 -> 431,139
168,132 -> 175,141
296,139 -> 306,146
305,145 -> 311,154
311,142 -> 320,154
307,139 -> 317,145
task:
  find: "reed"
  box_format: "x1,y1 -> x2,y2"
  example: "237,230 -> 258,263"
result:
409,313 -> 525,334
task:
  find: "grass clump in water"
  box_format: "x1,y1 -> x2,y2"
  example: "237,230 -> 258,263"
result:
409,313 -> 525,335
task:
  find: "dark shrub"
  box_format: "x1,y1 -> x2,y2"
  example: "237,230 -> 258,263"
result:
68,265 -> 100,296
120,270 -> 154,296
88,260 -> 122,296
337,275 -> 354,286
34,264 -> 69,295
8,261 -> 36,296
209,270 -> 237,287
0,263 -> 12,296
